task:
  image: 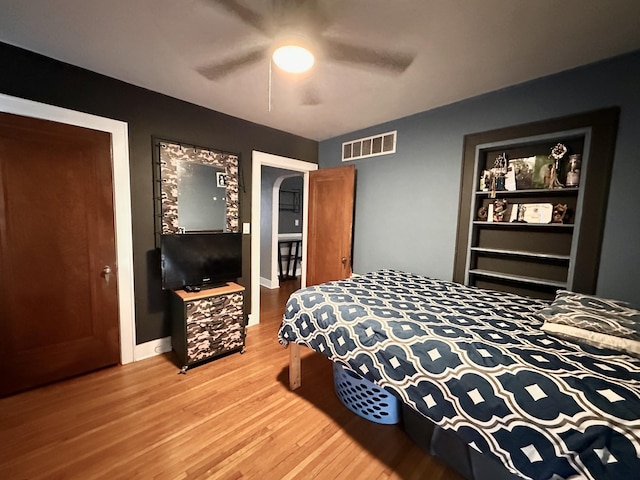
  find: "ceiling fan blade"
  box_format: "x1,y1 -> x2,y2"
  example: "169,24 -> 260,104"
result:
197,47 -> 268,80
274,0 -> 330,34
322,39 -> 414,74
209,0 -> 271,35
300,83 -> 321,106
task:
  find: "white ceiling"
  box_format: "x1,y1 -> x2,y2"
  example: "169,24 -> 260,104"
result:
2,0 -> 640,141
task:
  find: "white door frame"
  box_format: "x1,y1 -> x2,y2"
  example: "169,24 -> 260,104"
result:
250,151 -> 317,326
0,93 -> 136,364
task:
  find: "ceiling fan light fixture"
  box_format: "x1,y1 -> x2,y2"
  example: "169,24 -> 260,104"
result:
272,45 -> 315,73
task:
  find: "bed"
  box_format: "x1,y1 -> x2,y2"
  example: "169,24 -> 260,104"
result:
278,270 -> 640,480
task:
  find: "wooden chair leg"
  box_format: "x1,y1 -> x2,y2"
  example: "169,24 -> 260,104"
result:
289,343 -> 301,390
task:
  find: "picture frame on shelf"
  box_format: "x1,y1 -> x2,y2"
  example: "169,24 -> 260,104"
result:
520,203 -> 553,223
479,170 -> 492,192
504,166 -> 517,191
508,157 -> 535,190
533,155 -> 555,189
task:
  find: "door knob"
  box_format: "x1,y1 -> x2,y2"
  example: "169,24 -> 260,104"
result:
102,265 -> 112,285
341,257 -> 348,265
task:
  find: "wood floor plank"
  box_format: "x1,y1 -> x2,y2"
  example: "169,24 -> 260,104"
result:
0,281 -> 463,479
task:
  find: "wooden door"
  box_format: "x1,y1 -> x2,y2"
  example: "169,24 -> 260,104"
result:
0,112 -> 119,397
306,165 -> 355,286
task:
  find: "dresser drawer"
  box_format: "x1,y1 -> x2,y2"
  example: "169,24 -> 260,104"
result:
186,321 -> 243,362
185,292 -> 243,324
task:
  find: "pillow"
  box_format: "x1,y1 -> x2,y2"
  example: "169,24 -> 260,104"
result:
538,290 -> 640,356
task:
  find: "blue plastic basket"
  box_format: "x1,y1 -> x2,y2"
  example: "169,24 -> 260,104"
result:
332,362 -> 400,425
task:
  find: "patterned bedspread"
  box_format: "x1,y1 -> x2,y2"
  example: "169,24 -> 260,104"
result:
277,270 -> 640,480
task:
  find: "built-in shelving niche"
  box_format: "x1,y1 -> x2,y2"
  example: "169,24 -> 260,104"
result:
453,108 -> 619,300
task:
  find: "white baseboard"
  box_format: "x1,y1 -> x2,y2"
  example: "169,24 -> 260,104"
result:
260,276 -> 280,289
134,336 -> 171,361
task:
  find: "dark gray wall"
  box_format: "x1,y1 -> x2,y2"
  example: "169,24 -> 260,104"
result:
320,50 -> 640,306
0,42 -> 318,343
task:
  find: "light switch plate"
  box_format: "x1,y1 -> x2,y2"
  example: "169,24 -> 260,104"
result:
242,222 -> 251,234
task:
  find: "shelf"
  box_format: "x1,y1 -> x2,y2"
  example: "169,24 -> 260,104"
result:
468,269 -> 567,288
475,187 -> 579,197
470,247 -> 570,261
472,221 -> 574,229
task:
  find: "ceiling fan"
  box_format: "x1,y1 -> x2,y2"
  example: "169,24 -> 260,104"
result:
197,0 -> 415,81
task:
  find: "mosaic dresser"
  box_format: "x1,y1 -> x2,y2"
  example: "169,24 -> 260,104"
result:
170,283 -> 245,372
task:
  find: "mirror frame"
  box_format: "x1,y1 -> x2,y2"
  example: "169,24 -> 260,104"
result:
156,140 -> 240,240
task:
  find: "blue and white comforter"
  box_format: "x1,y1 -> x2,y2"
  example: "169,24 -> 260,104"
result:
277,270 -> 640,480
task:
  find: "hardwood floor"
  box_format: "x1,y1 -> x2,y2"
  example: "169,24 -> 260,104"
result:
0,280 -> 463,479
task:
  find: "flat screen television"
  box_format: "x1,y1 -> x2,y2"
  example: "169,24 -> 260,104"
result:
160,233 -> 242,290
